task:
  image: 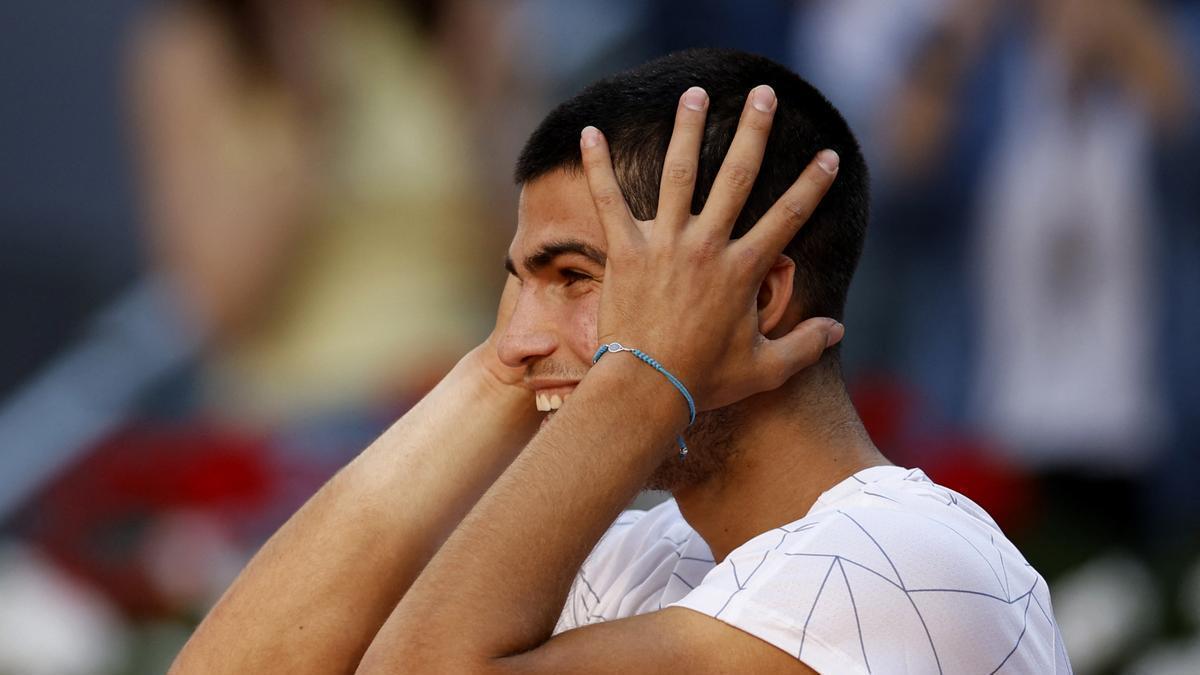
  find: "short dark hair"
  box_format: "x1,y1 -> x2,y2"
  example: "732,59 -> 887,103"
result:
514,48 -> 869,321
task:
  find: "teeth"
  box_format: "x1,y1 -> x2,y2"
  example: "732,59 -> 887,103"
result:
535,392 -> 572,412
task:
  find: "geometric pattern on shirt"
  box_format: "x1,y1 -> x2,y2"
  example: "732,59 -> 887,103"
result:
555,468 -> 1070,673
704,508 -> 1064,674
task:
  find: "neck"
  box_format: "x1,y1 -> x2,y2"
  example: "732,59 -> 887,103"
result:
672,360 -> 889,562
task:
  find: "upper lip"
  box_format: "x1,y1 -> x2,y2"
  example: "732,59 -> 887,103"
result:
525,379 -> 580,391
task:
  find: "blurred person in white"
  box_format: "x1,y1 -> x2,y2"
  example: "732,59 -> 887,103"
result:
970,0 -> 1190,471
794,0 -> 1193,470
172,49 -> 1068,673
128,0 -> 492,427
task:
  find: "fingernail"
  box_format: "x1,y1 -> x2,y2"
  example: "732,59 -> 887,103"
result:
581,126 -> 600,148
751,85 -> 776,112
826,321 -> 845,348
816,149 -> 840,174
682,86 -> 707,111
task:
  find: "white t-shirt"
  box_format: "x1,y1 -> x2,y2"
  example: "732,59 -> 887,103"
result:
553,466 -> 1071,674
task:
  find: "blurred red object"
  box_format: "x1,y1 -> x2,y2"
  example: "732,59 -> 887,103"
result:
849,373 -> 917,453
851,372 -> 1037,534
17,423 -> 274,617
916,435 -> 1036,535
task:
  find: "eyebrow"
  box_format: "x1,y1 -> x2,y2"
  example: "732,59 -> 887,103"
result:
505,239 -> 607,277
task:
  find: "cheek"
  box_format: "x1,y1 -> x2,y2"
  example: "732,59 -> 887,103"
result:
567,292 -> 601,361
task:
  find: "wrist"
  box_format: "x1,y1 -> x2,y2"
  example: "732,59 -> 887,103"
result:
422,347 -> 539,452
454,346 -> 533,410
459,343 -> 513,387
587,349 -> 692,435
593,342 -> 696,425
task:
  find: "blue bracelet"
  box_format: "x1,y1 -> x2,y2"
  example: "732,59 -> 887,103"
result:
592,341 -> 695,460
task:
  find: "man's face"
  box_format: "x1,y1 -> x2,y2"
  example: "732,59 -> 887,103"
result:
499,169 -> 742,493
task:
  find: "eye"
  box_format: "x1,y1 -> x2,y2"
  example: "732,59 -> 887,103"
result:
560,269 -> 593,286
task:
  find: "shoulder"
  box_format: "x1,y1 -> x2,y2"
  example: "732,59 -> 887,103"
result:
669,468 -> 1069,673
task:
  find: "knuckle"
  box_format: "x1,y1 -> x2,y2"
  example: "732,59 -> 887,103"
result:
758,358 -> 786,389
802,332 -> 828,363
592,188 -> 623,210
722,163 -> 757,190
737,244 -> 762,272
663,161 -> 695,187
687,237 -> 721,263
781,195 -> 813,223
803,345 -> 825,369
769,367 -> 789,389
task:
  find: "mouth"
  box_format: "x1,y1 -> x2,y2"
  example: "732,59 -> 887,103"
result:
535,391 -> 571,412
533,386 -> 575,428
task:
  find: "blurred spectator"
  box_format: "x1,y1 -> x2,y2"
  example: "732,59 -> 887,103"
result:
6,2 -> 505,671
128,0 -> 494,426
794,0 -> 1195,486
971,0 -> 1187,473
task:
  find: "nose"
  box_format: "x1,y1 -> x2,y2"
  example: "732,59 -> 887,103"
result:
496,289 -> 559,368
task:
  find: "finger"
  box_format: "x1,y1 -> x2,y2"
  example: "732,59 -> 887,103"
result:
580,126 -> 640,246
757,317 -> 844,387
700,84 -> 777,237
656,86 -> 709,231
735,149 -> 839,271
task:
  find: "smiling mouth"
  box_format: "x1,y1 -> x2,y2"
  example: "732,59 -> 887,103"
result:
535,392 -> 571,412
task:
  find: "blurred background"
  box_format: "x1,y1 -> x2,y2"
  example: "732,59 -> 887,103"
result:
0,0 -> 1196,672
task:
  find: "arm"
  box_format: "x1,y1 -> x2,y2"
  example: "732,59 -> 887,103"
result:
358,85 -> 840,672
171,279 -> 541,673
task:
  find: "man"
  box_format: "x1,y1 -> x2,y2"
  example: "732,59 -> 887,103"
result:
172,49 -> 1069,673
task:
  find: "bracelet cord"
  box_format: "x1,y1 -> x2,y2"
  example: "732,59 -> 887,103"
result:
592,341 -> 695,460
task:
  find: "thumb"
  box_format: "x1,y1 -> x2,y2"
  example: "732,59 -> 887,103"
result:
758,317 -> 844,385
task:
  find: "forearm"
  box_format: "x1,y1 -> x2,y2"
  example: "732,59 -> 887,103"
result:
359,355 -> 683,670
172,348 -> 539,674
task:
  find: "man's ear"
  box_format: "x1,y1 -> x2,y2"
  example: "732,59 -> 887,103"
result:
756,254 -> 797,337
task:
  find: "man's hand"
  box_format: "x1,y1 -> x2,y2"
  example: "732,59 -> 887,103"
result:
580,84 -> 844,413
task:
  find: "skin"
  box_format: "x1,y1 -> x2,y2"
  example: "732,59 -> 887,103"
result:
173,84 -> 887,674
